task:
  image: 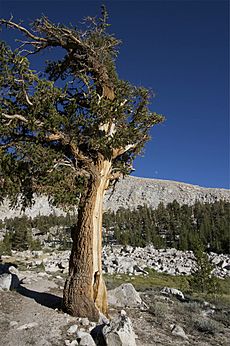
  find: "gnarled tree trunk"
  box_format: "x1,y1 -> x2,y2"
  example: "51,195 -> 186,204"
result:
63,159 -> 111,320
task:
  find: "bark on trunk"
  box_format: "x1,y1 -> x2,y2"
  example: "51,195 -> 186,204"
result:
63,159 -> 111,320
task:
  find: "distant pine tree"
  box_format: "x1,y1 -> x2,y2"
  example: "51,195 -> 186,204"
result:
190,242 -> 220,295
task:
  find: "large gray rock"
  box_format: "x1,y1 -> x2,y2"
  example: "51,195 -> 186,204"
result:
0,273 -> 12,290
103,310 -> 136,346
108,283 -> 142,308
0,273 -> 20,291
171,324 -> 189,340
161,287 -> 185,300
77,331 -> 96,346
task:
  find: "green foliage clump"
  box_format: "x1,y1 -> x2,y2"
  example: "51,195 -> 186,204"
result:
189,243 -> 220,295
0,231 -> 12,255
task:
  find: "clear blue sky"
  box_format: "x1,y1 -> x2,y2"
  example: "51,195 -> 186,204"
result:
1,0 -> 229,189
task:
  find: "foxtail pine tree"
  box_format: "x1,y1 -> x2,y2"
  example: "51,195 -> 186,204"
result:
0,8 -> 164,319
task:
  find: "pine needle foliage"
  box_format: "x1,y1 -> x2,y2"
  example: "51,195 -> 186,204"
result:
0,8 -> 164,209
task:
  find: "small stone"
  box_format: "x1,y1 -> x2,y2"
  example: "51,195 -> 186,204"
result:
0,273 -> 19,291
0,273 -> 12,290
80,317 -> 89,327
69,341 -> 78,346
88,322 -> 97,332
17,322 -> 38,330
67,324 -> 78,334
56,275 -> 63,280
8,266 -> 19,275
9,321 -> 18,328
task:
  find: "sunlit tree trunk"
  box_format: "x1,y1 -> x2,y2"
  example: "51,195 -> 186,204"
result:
63,159 -> 111,320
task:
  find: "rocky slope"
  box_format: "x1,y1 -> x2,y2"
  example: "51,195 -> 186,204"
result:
0,176 -> 229,219
2,245 -> 229,279
104,176 -> 230,211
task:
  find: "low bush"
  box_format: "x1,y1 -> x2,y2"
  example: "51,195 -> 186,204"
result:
193,317 -> 220,335
149,301 -> 168,325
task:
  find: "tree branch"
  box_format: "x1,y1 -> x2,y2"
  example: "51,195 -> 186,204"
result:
1,17 -> 116,101
112,133 -> 148,159
2,113 -> 28,124
112,143 -> 136,159
15,78 -> 33,106
0,19 -> 47,42
108,171 -> 123,181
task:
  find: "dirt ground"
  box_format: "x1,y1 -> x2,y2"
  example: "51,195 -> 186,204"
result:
0,273 -> 229,346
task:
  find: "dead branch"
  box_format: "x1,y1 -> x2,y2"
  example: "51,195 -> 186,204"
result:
2,113 -> 28,123
15,78 -> 33,106
0,19 -> 47,42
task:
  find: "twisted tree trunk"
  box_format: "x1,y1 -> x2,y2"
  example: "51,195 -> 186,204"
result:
63,159 -> 111,320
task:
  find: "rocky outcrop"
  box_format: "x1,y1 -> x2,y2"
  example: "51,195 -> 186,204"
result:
0,177 -> 229,219
104,176 -> 230,212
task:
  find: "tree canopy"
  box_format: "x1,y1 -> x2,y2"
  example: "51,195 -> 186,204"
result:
0,8 -> 164,208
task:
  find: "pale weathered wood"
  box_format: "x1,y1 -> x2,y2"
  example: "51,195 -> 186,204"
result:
63,159 -> 111,319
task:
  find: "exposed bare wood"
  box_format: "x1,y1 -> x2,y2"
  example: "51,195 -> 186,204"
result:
92,159 -> 111,313
112,143 -> 136,159
112,134 -> 149,159
15,78 -> 34,106
46,133 -> 64,141
2,113 -> 28,123
51,161 -> 76,172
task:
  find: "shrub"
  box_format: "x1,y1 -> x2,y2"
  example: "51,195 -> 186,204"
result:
174,300 -> 201,317
193,317 -> 220,334
29,238 -> 42,251
213,310 -> 230,327
149,301 -> 168,324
